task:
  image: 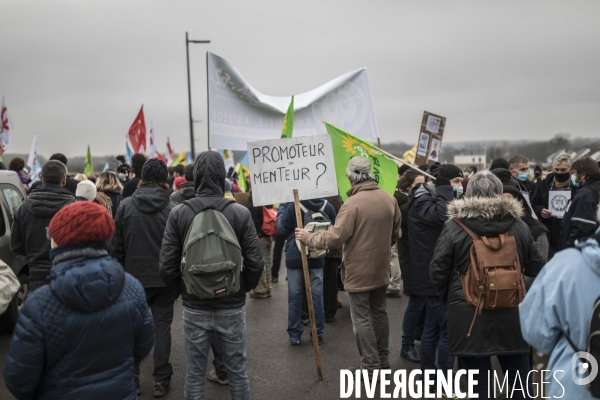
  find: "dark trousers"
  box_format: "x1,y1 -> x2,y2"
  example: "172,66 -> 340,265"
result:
211,333 -> 228,380
301,258 -> 339,321
271,235 -> 286,278
460,355 -> 533,399
29,267 -> 51,292
420,296 -> 454,380
135,286 -> 177,384
401,294 -> 426,346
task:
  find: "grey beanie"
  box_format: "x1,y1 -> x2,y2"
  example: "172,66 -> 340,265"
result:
76,180 -> 97,201
224,178 -> 233,193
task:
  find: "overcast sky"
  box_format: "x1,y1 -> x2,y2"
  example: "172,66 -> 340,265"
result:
1,0 -> 599,157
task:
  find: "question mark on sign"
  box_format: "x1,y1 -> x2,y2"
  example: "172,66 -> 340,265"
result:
316,163 -> 326,188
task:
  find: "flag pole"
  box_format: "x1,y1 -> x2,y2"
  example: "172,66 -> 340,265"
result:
379,148 -> 436,180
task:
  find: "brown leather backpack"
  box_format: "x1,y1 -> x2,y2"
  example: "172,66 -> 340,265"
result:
453,219 -> 526,338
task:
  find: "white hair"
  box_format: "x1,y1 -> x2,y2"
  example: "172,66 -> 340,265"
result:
345,168 -> 373,184
465,172 -> 503,198
552,153 -> 572,168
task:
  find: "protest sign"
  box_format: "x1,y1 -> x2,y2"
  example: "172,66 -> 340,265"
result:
247,135 -> 338,206
548,190 -> 571,218
414,111 -> 446,165
207,52 -> 379,150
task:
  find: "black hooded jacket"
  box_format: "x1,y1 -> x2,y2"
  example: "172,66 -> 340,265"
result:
10,184 -> 75,268
171,181 -> 195,204
407,181 -> 455,297
111,184 -> 176,288
560,178 -> 600,249
531,172 -> 576,252
159,151 -> 264,310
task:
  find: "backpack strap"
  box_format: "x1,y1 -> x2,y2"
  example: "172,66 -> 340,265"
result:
183,198 -> 234,215
299,203 -> 309,213
454,219 -> 480,241
319,200 -> 328,212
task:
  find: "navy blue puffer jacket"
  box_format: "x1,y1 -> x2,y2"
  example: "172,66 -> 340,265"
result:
4,246 -> 154,400
276,199 -> 337,269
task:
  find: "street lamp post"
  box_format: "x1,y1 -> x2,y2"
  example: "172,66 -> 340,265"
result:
186,32 -> 210,159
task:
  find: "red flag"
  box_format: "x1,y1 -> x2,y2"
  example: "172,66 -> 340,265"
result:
155,152 -> 168,164
166,137 -> 174,165
128,105 -> 146,154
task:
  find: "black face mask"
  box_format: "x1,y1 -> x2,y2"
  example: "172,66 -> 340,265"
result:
554,172 -> 570,182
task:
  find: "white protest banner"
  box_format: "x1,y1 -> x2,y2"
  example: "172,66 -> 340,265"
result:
207,52 -> 379,150
247,135 -> 338,206
548,190 -> 571,218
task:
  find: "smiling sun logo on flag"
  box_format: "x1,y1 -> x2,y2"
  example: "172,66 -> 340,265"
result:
341,135 -> 380,158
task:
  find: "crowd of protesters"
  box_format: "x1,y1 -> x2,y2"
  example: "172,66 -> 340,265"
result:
0,148 -> 599,400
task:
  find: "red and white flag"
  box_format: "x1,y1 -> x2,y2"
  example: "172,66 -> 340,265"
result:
148,120 -> 157,158
166,137 -> 174,166
0,96 -> 13,155
127,105 -> 146,154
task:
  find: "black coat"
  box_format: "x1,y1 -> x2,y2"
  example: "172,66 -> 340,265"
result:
531,172 -> 576,251
394,190 -> 413,295
103,190 -> 124,219
171,181 -> 196,204
430,196 -> 546,357
10,184 -> 75,268
407,181 -> 454,297
122,178 -> 140,198
159,151 -> 264,310
112,185 -> 176,288
560,179 -> 600,249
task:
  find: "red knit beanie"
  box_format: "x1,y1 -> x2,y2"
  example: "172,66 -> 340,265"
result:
48,201 -> 114,247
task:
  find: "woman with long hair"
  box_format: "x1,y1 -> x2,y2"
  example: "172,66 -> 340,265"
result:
96,171 -> 124,218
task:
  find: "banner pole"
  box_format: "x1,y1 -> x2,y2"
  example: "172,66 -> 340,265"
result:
293,188 -> 323,381
379,148 -> 436,181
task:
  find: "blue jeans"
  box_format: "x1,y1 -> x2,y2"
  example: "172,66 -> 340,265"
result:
287,267 -> 325,342
401,294 -> 427,347
420,296 -> 454,380
183,307 -> 250,400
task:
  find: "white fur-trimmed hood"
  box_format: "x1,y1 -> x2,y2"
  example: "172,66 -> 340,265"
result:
447,196 -> 524,221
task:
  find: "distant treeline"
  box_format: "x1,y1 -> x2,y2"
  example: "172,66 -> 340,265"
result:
3,134 -> 599,173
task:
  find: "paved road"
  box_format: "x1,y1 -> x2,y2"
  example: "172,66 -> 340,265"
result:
0,270 -> 434,400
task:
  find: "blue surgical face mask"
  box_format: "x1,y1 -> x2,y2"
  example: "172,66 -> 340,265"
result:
453,185 -> 463,197
517,172 -> 529,182
572,175 -> 580,187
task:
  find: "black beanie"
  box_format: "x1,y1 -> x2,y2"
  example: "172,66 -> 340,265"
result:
436,164 -> 464,180
398,164 -> 411,176
141,158 -> 168,183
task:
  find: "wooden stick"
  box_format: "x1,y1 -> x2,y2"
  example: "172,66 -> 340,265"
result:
377,137 -> 382,149
379,148 -> 436,181
293,189 -> 324,381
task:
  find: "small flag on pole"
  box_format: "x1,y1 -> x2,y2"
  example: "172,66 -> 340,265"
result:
280,96 -> 294,139
126,141 -> 134,164
27,135 -> 40,183
148,120 -> 157,158
166,137 -> 174,166
0,96 -> 14,156
103,162 -> 110,172
84,145 -> 94,176
127,105 -> 146,154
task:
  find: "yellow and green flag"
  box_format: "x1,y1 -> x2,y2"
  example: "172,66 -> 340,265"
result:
84,145 -> 94,176
235,163 -> 249,192
325,122 -> 397,200
280,96 -> 294,138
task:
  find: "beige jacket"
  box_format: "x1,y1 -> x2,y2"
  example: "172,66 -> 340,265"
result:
306,180 -> 401,292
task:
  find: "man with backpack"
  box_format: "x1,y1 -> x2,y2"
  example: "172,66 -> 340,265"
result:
111,158 -> 177,397
277,197 -> 337,346
295,156 -> 401,372
160,151 -> 264,400
249,195 -> 277,298
430,172 -> 545,398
